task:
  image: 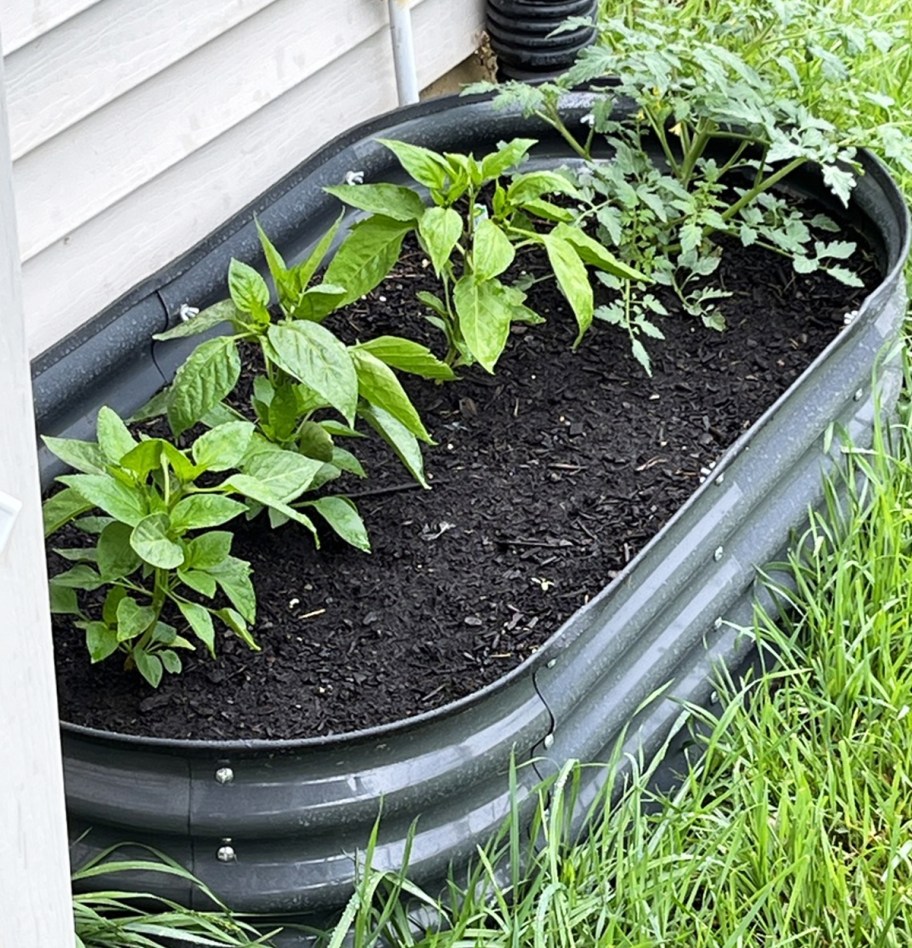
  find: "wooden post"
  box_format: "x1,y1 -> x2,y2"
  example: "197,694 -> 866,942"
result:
0,32 -> 73,942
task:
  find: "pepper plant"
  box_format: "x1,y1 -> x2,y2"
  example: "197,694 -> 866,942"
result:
325,138 -> 644,372
43,407 -> 337,686
151,220 -> 453,490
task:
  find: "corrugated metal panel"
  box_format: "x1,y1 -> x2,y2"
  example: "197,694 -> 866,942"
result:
3,0 -> 485,356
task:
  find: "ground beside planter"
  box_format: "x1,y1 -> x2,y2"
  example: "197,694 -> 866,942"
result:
51,232 -> 879,740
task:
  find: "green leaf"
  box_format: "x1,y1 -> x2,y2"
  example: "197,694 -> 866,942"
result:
130,513 -> 185,569
521,199 -> 575,223
153,301 -> 240,342
191,421 -> 255,471
119,438 -> 199,483
355,336 -> 455,380
255,218 -> 290,296
209,557 -> 257,624
542,234 -> 594,344
170,494 -> 248,532
290,284 -> 347,322
264,381 -> 300,443
167,336 -> 242,437
96,521 -> 141,580
266,321 -> 358,424
453,274 -> 514,373
550,223 -> 647,281
177,600 -> 216,657
506,169 -> 578,204
308,496 -> 370,552
216,607 -> 259,651
472,219 -> 515,281
377,138 -> 450,190
358,404 -> 427,488
418,206 -> 463,276
177,568 -> 218,598
298,421 -> 335,462
323,215 -> 411,306
41,436 -> 107,476
228,258 -> 270,314
49,583 -> 80,616
235,447 -> 324,500
159,650 -> 183,674
102,586 -> 127,626
350,349 -> 432,442
59,473 -> 147,527
481,138 -> 537,180
116,596 -> 157,642
224,473 -> 320,533
43,487 -> 94,536
291,214 -> 344,290
134,651 -> 163,687
95,407 -> 136,463
185,531 -> 233,569
85,622 -> 120,663
52,564 -> 106,590
324,183 -> 425,221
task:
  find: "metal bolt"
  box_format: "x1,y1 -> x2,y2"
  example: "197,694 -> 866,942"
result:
216,844 -> 236,863
215,767 -> 234,784
854,388 -> 864,401
713,546 -> 724,562
543,734 -> 554,750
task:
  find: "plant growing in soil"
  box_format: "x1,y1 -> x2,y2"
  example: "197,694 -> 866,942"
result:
152,220 -> 454,490
465,0 -> 912,371
325,137 -> 644,371
42,407 -> 333,686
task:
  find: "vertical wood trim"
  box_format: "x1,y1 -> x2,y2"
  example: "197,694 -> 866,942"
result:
0,30 -> 72,943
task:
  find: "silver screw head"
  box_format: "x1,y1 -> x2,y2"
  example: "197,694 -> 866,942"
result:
543,734 -> 555,750
216,845 -> 237,863
215,767 -> 234,784
713,546 -> 724,562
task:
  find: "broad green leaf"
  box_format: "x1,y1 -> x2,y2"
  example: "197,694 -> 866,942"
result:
209,557 -> 257,624
355,336 -> 455,380
331,447 -> 366,478
167,336 -> 241,437
550,223 -> 647,281
542,234 -> 594,344
51,564 -> 106,590
191,421 -> 255,471
417,206 -> 463,276
59,473 -> 147,526
377,138 -> 449,190
358,404 -> 427,488
128,388 -> 170,422
159,650 -> 183,674
290,284 -> 347,322
266,322 -> 358,424
416,290 -> 448,319
506,169 -> 578,204
177,600 -> 216,656
350,349 -> 432,443
52,547 -> 97,563
153,300 -> 239,341
235,448 -> 324,501
43,487 -> 94,536
323,215 -> 411,306
227,258 -> 270,314
264,382 -> 299,443
291,213 -> 343,290
308,496 -> 370,552
84,622 -> 120,663
480,138 -> 537,180
298,421 -> 335,462
41,436 -> 107,476
119,439 -> 199,483
49,583 -> 80,615
102,586 -> 127,627
177,568 -> 218,598
96,521 -> 141,580
130,513 -> 185,569
170,494 -> 248,533
324,183 -> 425,222
185,530 -> 233,570
95,407 -> 136,463
134,651 -> 163,687
223,474 -> 319,533
472,219 -> 515,281
216,607 -> 259,651
521,199 -> 575,223
452,274 -> 514,373
116,596 -> 156,642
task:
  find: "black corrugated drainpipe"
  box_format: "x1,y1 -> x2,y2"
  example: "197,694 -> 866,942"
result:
486,0 -> 598,80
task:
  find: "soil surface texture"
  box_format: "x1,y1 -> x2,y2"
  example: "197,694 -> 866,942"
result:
52,234 -> 879,740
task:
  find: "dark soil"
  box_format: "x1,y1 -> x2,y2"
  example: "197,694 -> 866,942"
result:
51,234 -> 878,740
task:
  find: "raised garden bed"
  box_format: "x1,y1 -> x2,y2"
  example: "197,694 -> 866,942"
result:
38,93 -> 909,917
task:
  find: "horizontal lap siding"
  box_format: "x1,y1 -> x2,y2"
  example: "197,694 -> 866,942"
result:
2,0 -> 484,357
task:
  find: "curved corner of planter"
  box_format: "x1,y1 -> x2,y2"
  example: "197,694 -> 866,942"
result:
46,95 -> 910,921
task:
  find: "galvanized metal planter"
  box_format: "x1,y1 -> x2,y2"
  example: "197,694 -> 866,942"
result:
38,94 -> 909,918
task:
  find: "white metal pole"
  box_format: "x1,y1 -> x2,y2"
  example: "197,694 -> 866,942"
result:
388,0 -> 420,105
0,28 -> 73,944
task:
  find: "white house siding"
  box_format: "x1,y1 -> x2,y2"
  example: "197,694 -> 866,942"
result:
1,0 -> 485,357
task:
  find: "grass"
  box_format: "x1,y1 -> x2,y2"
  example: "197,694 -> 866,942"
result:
74,0 -> 912,944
